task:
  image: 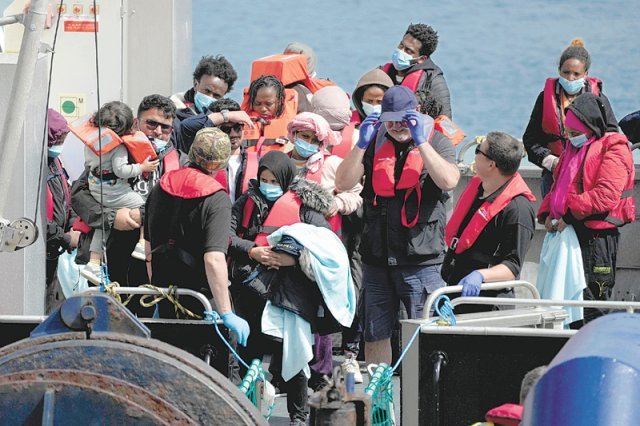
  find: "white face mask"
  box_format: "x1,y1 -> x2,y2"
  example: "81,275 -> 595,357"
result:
569,134 -> 589,148
362,102 -> 382,117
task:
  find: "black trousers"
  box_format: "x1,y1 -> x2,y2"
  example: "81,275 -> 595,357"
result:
577,228 -> 619,324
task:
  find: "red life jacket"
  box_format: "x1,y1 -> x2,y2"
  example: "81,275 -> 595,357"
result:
381,63 -> 424,92
331,123 -> 356,159
541,77 -> 601,155
372,139 -> 425,227
242,191 -> 302,246
350,110 -> 362,127
159,167 -> 225,199
445,173 -> 535,254
484,403 -> 523,426
214,151 -> 259,197
162,148 -> 180,172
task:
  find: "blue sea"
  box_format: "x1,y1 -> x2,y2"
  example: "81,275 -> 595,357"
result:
193,0 -> 640,163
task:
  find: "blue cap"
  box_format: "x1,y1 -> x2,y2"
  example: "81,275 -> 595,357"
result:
380,86 -> 418,122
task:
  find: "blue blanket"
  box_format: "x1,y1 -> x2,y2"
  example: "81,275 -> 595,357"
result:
536,225 -> 586,325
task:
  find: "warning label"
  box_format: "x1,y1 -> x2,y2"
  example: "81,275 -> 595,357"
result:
64,20 -> 99,32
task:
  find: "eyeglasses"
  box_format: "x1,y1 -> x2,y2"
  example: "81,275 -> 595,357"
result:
141,118 -> 173,134
475,146 -> 494,161
219,123 -> 244,134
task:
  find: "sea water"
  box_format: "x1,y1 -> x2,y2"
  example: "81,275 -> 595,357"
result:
193,0 -> 640,164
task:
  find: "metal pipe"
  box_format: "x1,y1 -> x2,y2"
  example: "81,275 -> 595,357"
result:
420,324 -> 576,338
448,297 -> 640,312
82,287 -> 214,316
0,0 -> 48,217
423,280 -> 540,319
430,350 -> 448,426
0,14 -> 23,27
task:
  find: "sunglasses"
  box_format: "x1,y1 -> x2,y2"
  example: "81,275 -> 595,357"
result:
219,123 -> 244,134
141,118 -> 173,134
475,146 -> 494,161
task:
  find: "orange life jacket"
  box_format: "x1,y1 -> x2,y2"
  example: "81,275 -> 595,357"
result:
381,63 -> 424,92
541,77 -> 601,156
242,88 -> 299,155
214,151 -> 259,197
242,191 -> 302,246
69,115 -> 123,156
372,139 -> 425,227
434,115 -> 464,146
445,174 -> 535,254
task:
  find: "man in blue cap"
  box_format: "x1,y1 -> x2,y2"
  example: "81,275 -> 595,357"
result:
336,86 -> 459,364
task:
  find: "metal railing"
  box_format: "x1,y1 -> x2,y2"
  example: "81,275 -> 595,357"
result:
423,280 -> 540,320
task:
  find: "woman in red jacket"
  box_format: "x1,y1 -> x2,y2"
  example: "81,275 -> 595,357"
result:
538,93 -> 635,325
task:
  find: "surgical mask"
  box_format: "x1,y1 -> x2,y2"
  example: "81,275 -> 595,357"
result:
194,91 -> 216,113
558,76 -> 585,95
48,144 -> 64,158
294,138 -> 320,159
362,102 -> 382,117
152,138 -> 168,152
259,182 -> 284,201
569,134 -> 589,148
391,49 -> 414,71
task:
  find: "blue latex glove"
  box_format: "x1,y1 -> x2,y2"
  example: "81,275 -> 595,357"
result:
403,110 -> 434,146
458,270 -> 484,297
356,112 -> 381,149
221,312 -> 251,347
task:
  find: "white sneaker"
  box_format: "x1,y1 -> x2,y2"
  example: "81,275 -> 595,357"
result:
80,262 -> 107,285
341,353 -> 363,384
131,241 -> 146,261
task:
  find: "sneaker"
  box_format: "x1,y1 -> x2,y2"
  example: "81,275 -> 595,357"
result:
341,353 -> 363,384
131,241 -> 146,261
80,262 -> 108,286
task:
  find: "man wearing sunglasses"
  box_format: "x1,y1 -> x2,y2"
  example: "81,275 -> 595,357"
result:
335,86 -> 459,366
178,98 -> 257,203
70,95 -> 188,296
441,132 -> 536,313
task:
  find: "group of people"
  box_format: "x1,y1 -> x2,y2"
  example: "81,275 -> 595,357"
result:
43,23 -> 636,425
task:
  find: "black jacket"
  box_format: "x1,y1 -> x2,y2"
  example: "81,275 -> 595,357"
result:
384,58 -> 452,118
229,178 -> 334,330
523,80 -> 618,168
46,157 -> 75,260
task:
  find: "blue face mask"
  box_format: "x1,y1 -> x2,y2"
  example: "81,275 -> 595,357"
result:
152,138 -> 168,153
362,102 -> 382,117
569,134 -> 589,148
194,91 -> 216,113
259,182 -> 284,201
294,138 -> 320,159
558,76 -> 585,95
391,49 -> 415,71
48,144 -> 64,158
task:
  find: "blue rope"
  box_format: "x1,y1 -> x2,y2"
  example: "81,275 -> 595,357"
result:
390,295 -> 456,373
203,310 -> 251,371
99,262 -> 110,293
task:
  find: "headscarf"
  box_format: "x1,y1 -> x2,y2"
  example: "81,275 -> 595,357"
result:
257,150 -> 296,192
47,109 -> 69,147
311,86 -> 351,131
284,42 -> 317,77
548,107 -> 598,219
287,112 -> 337,175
